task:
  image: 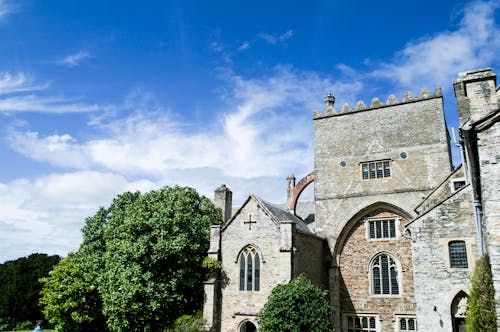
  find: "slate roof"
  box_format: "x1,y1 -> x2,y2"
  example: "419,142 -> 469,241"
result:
252,195 -> 315,236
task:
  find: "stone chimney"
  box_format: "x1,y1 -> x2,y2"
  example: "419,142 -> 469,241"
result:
214,184 -> 232,223
454,68 -> 498,126
287,173 -> 296,208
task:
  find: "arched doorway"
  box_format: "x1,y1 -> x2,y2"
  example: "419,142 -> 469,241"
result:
239,320 -> 257,332
451,291 -> 468,332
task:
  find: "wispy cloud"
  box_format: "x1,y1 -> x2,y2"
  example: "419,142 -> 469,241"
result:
369,0 -> 500,89
259,29 -> 294,45
0,95 -> 101,113
0,72 -> 49,94
8,66 -> 361,181
238,41 -> 250,51
59,51 -> 90,67
0,0 -> 15,20
0,71 -> 107,113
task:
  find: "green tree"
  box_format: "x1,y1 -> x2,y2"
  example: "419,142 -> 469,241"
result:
0,253 -> 60,330
257,275 -> 331,332
39,186 -> 221,332
39,252 -> 106,331
465,254 -> 497,332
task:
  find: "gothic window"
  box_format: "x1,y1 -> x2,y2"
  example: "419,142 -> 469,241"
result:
371,253 -> 400,295
361,160 -> 391,180
344,314 -> 378,332
239,245 -> 260,291
449,241 -> 468,268
367,218 -> 397,239
398,316 -> 417,331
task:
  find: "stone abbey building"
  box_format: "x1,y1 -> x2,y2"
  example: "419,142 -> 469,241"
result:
203,69 -> 500,332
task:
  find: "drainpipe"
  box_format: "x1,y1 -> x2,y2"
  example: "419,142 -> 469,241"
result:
461,126 -> 485,255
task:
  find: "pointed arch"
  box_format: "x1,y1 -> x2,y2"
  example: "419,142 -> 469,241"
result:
333,201 -> 414,261
451,290 -> 468,332
237,244 -> 262,291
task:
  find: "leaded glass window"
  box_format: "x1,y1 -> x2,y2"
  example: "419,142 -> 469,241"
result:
368,219 -> 397,239
238,245 -> 261,291
449,241 -> 468,268
372,253 -> 399,295
361,160 -> 391,180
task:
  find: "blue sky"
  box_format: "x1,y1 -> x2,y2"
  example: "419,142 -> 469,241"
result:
0,0 -> 499,263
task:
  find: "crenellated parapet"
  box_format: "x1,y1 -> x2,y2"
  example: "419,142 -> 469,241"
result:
313,87 -> 442,119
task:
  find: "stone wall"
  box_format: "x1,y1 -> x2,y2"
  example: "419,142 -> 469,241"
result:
219,198 -> 292,331
415,166 -> 465,215
294,232 -> 329,289
478,120 -> 500,324
407,186 -> 477,331
338,210 -> 415,331
313,93 -> 452,243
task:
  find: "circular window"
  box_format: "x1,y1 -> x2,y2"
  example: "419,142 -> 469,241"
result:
400,152 -> 407,159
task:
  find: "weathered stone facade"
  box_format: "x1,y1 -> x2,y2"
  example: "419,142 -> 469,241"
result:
203,69 -> 500,332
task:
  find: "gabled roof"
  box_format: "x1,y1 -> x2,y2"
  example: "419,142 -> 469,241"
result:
221,194 -> 315,236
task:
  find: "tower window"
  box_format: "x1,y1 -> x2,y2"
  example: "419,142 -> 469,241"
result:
398,316 -> 417,331
371,253 -> 400,295
344,314 -> 378,332
367,218 -> 397,239
449,241 -> 468,268
239,245 -> 261,291
361,160 -> 391,179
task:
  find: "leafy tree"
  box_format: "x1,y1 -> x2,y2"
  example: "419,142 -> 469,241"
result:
465,254 -> 497,332
0,253 -> 60,330
257,275 -> 331,332
39,186 -> 221,332
39,252 -> 106,331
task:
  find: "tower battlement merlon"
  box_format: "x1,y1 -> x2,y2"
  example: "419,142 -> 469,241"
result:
313,87 -> 442,119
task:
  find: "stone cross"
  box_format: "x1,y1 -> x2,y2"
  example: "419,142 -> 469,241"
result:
244,214 -> 257,230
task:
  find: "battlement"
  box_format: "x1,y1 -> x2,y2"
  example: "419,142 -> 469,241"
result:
313,87 -> 442,119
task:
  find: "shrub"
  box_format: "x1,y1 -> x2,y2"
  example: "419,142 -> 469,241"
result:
465,254 -> 497,332
257,275 -> 331,332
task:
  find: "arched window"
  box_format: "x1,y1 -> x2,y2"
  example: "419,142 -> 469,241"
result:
239,245 -> 260,291
371,253 -> 399,295
449,241 -> 468,268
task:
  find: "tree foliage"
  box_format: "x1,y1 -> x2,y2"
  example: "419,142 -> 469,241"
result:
39,186 -> 221,332
39,252 -> 105,331
0,253 -> 60,330
465,254 -> 497,332
257,275 -> 331,332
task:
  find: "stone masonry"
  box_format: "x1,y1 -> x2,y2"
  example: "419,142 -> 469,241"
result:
203,69 -> 500,332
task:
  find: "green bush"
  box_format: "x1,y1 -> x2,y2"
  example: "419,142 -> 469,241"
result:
257,275 -> 331,332
165,311 -> 207,332
465,254 -> 497,332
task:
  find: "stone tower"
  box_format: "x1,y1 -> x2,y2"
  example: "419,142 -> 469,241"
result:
312,89 -> 453,330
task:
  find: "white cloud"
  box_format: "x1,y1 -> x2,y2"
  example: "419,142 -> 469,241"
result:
0,0 -> 15,20
0,94 -> 102,113
259,29 -> 294,45
238,41 -> 250,51
369,0 -> 500,89
59,51 -> 90,67
0,71 -> 108,113
0,171 -> 156,262
8,67 -> 362,180
0,72 -> 49,94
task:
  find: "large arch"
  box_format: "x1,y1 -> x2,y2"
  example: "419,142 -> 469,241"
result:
333,201 -> 414,264
287,171 -> 315,212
